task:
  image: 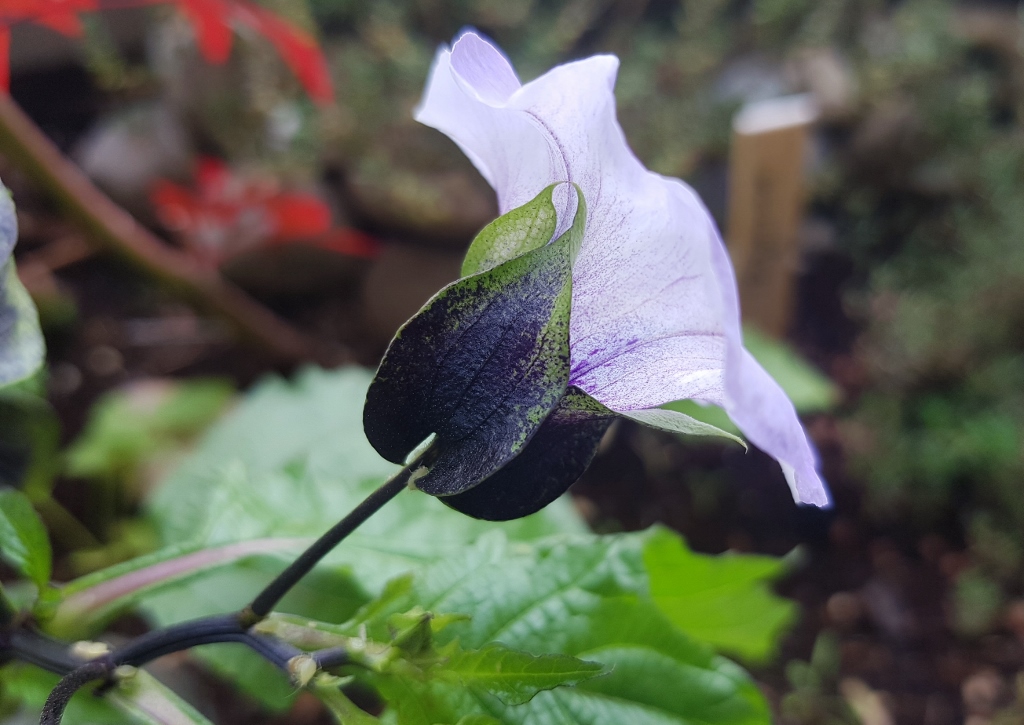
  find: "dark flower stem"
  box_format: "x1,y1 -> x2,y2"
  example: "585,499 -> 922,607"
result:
244,466 -> 414,621
33,467 -> 415,724
3,629 -> 83,675
39,661 -> 110,725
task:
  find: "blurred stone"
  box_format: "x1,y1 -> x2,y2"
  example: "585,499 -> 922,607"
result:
85,345 -> 124,377
940,551 -> 972,580
48,362 -> 82,396
829,516 -> 861,549
840,678 -> 895,725
346,152 -> 497,247
222,244 -> 370,298
827,591 -> 865,629
919,534 -> 951,565
362,242 -> 462,346
1005,600 -> 1024,641
788,48 -> 858,123
74,103 -> 192,219
962,669 -> 1006,716
862,578 -> 913,639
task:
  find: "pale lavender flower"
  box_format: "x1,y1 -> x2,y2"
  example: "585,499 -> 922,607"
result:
415,32 -> 829,506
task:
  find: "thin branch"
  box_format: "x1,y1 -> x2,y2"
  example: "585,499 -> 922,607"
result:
245,467 -> 413,621
0,93 -> 348,367
3,629 -> 84,674
39,660 -> 111,725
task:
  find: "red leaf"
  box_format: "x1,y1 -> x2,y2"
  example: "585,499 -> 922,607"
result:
195,156 -> 231,195
0,27 -> 9,91
292,228 -> 379,260
234,2 -> 333,104
266,194 -> 331,240
177,0 -> 233,63
150,157 -> 374,265
150,180 -> 200,232
0,0 -> 98,93
10,0 -> 97,36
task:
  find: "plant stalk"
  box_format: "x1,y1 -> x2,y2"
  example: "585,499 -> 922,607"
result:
244,467 -> 414,621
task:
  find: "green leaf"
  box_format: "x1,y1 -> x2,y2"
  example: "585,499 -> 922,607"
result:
462,184 -> 559,277
0,183 -> 44,389
316,682 -> 383,724
643,527 -> 796,663
65,378 -> 234,485
662,326 -> 838,436
106,670 -> 214,725
364,186 -> 583,498
433,643 -> 605,706
0,488 -> 51,587
0,665 -> 212,725
353,532 -> 771,725
143,367 -> 584,710
149,367 -> 584,590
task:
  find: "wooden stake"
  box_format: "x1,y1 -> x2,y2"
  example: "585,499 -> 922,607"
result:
727,94 -> 816,338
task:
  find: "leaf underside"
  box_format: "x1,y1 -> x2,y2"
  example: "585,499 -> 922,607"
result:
364,186 -> 586,500
442,387 -> 613,520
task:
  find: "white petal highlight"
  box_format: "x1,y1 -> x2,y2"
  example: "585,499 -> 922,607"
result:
415,31 -> 830,507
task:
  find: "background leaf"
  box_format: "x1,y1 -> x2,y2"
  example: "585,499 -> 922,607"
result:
0,665 -> 125,724
0,488 -> 51,588
351,532 -> 771,725
105,670 -> 215,725
45,538 -> 306,638
142,367 -> 585,709
0,182 -> 44,389
65,378 -> 234,486
643,527 -> 797,663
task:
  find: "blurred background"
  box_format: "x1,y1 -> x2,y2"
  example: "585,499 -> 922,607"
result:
2,0 -> 1024,723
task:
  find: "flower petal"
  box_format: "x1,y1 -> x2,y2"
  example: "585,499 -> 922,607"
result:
416,31 -> 829,507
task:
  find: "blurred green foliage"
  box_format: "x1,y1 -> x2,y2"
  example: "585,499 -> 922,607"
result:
819,1 -> 1024,570
0,368 -> 797,724
65,378 -> 234,490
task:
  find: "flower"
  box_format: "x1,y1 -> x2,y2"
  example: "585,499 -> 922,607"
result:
414,31 -> 829,506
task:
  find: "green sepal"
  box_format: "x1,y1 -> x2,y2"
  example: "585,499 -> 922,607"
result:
622,407 -> 747,448
461,184 -> 559,276
0,488 -> 51,589
364,186 -> 587,498
461,183 -> 586,276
